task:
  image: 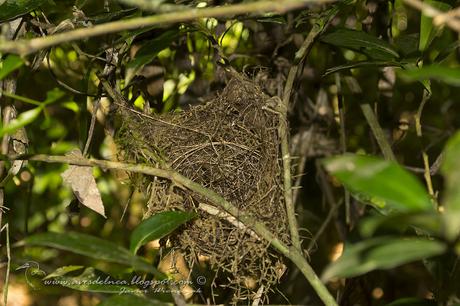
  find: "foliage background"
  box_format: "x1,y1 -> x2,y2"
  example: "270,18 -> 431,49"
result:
1,0 -> 460,305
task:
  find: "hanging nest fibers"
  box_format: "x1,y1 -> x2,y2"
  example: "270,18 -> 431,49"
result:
115,71 -> 290,302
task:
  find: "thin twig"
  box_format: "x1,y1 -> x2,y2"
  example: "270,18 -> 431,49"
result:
335,73 -> 350,225
0,0 -> 335,56
1,223 -> 11,306
360,104 -> 396,161
414,88 -> 436,204
280,11 -> 338,252
0,152 -> 338,306
83,97 -> 100,156
308,161 -> 341,253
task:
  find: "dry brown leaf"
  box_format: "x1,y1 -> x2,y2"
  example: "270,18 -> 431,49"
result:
61,149 -> 106,218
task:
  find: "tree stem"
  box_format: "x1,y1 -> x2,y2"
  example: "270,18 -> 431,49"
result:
1,152 -> 337,305
0,0 -> 333,56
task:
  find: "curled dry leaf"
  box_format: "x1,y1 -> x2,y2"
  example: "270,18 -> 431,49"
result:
61,149 -> 106,218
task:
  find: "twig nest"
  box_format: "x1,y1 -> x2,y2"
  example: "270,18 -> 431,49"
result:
116,73 -> 289,302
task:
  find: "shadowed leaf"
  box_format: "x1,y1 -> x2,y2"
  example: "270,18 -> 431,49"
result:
320,28 -> 399,60
322,237 -> 446,281
23,232 -> 162,277
0,54 -> 24,80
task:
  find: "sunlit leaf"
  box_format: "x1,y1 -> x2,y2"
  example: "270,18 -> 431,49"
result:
321,237 -> 446,281
125,30 -> 179,84
44,88 -> 66,104
22,232 -> 162,276
130,211 -> 196,254
0,54 -> 24,80
0,0 -> 54,21
0,106 -> 42,137
419,0 -> 451,52
323,154 -> 433,213
400,65 -> 460,86
320,28 -> 400,60
441,131 -> 460,240
61,101 -> 79,113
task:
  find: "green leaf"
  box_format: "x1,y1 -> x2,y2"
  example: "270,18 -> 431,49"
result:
130,211 -> 196,254
98,294 -> 169,306
0,54 -> 24,80
321,237 -> 446,281
320,28 -> 400,60
0,0 -> 54,21
419,0 -> 451,52
23,232 -> 162,277
441,131 -> 460,240
360,212 -> 441,238
0,107 -> 42,137
125,30 -> 179,84
323,154 -> 433,213
44,88 -> 66,104
43,267 -> 141,294
400,65 -> 460,86
43,265 -> 85,280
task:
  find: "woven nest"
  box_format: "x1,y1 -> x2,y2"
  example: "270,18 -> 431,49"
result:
116,72 -> 289,302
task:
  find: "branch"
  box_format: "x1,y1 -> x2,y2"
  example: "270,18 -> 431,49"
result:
280,5 -> 342,252
0,0 -> 335,56
1,153 -> 338,306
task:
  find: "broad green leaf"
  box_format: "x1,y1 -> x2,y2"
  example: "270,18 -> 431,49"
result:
323,154 -> 433,213
320,28 -> 400,61
0,54 -> 24,80
130,211 -> 196,254
22,232 -> 162,277
321,237 -> 446,281
441,131 -> 460,240
360,212 -> 441,238
386,298 -> 437,306
125,30 -> 179,84
419,0 -> 451,52
0,0 -> 54,21
0,107 -> 42,137
43,267 -> 141,294
400,65 -> 460,87
98,294 -> 170,306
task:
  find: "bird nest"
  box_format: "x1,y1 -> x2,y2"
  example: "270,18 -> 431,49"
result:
115,72 -> 289,303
